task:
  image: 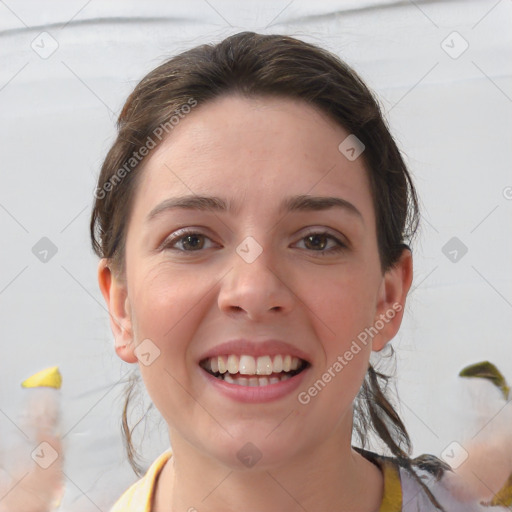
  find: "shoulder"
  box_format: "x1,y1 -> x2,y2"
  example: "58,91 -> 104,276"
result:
109,451 -> 172,512
356,447 -> 512,512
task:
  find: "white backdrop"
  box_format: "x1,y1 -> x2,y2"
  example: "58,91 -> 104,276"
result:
1,1 -> 511,510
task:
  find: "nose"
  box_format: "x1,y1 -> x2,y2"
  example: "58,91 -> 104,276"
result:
217,243 -> 294,321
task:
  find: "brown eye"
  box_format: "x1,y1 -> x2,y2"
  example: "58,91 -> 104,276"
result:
163,230 -> 216,252
180,234 -> 205,251
295,231 -> 346,256
304,234 -> 329,251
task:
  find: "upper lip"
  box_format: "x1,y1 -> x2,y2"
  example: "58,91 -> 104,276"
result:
198,339 -> 312,364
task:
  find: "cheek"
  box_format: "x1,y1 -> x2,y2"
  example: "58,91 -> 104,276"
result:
129,267 -> 210,423
128,265 -> 211,403
303,265 -> 381,347
298,264 -> 379,407
130,265 -> 209,344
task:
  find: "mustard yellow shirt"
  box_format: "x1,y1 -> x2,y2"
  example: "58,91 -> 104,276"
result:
110,449 -> 512,512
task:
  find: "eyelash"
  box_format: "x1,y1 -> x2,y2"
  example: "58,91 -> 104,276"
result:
162,228 -> 347,256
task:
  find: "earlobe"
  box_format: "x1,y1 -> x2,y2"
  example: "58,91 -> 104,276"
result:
372,248 -> 413,352
97,259 -> 138,363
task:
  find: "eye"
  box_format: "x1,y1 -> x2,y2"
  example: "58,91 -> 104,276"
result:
161,228 -> 346,255
294,231 -> 346,255
163,229 -> 217,252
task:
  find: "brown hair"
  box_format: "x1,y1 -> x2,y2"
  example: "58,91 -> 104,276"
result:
90,31 -> 447,509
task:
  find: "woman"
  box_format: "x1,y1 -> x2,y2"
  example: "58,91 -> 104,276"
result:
91,31 -> 511,511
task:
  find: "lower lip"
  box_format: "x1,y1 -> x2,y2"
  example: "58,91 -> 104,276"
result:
199,366 -> 310,403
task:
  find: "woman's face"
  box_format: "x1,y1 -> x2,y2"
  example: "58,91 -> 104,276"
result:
99,95 -> 410,469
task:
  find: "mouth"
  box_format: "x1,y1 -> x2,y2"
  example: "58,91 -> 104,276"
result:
199,354 -> 310,387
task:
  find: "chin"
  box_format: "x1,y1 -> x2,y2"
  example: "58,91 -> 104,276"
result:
202,434 -> 304,473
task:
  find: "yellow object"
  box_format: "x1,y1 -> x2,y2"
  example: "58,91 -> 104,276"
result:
110,451 -> 171,512
489,472 -> 512,507
379,460 -> 402,511
21,366 -> 62,389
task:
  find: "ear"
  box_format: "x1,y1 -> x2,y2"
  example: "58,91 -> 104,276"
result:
372,248 -> 413,352
97,258 -> 138,363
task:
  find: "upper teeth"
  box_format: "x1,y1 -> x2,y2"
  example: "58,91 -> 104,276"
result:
205,354 -> 302,375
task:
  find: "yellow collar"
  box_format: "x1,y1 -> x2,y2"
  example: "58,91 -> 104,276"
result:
111,449 -> 403,512
376,457 -> 403,511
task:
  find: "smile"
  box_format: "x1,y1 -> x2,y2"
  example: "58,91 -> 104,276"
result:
200,354 -> 309,387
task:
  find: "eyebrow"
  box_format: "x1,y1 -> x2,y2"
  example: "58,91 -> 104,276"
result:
146,194 -> 363,222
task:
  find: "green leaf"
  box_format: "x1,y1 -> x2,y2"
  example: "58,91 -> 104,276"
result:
459,361 -> 510,400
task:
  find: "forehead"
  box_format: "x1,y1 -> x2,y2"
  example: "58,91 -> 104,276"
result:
130,95 -> 374,222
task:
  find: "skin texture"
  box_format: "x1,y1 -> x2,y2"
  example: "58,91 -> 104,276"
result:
98,95 -> 413,512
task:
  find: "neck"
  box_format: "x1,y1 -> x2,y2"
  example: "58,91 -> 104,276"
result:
154,419 -> 384,512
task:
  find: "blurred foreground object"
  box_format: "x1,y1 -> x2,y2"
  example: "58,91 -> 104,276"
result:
443,361 -> 512,507
0,366 -> 64,512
